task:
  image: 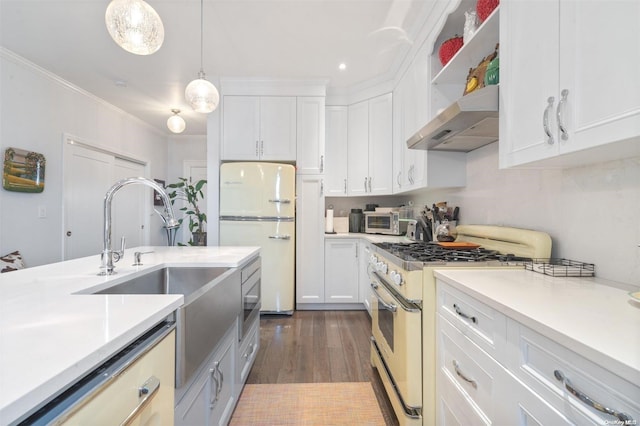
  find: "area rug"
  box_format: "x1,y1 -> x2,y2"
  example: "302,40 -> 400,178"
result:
229,382 -> 386,425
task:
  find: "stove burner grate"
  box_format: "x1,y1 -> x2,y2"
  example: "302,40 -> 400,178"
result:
373,242 -> 529,263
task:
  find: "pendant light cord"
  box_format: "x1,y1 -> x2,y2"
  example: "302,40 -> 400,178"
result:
199,0 -> 204,74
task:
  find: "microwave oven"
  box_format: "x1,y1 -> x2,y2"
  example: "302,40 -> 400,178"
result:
364,212 -> 407,236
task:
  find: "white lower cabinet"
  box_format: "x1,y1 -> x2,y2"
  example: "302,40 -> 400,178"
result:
436,280 -> 640,426
237,317 -> 260,385
324,239 -> 359,303
175,326 -> 237,426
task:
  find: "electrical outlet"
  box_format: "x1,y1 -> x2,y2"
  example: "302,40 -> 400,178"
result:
38,205 -> 46,218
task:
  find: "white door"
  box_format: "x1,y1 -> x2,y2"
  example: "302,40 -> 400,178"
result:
64,143 -> 113,260
220,220 -> 295,313
64,140 -> 148,260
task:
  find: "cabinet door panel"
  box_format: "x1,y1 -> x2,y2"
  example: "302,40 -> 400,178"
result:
295,175 -> 325,304
347,101 -> 369,195
325,106 -> 349,196
297,97 -> 325,174
324,240 -> 359,303
222,96 -> 260,160
260,97 -> 297,161
368,93 -> 393,194
500,0 -> 560,167
560,1 -> 640,153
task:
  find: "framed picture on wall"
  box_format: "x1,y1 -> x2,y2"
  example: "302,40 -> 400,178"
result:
3,147 -> 46,193
153,179 -> 166,206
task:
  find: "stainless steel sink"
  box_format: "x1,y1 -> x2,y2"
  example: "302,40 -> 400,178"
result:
94,267 -> 230,301
92,265 -> 243,389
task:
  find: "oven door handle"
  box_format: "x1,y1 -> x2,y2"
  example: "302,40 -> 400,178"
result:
370,282 -> 397,313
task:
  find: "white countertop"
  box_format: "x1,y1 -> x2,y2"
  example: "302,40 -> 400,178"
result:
433,269 -> 640,384
324,232 -> 410,244
0,246 -> 260,425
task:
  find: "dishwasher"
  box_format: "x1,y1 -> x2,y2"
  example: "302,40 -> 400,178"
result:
17,320 -> 176,425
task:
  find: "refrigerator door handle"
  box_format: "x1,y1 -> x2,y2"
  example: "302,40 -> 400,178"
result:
268,199 -> 291,204
268,235 -> 291,240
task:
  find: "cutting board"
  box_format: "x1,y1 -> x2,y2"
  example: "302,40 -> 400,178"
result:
437,242 -> 481,249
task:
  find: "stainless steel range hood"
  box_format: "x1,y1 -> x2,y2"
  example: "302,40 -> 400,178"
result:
406,85 -> 499,152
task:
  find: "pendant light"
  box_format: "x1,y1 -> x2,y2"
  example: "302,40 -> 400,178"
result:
185,0 -> 219,113
105,0 -> 165,55
167,109 -> 186,134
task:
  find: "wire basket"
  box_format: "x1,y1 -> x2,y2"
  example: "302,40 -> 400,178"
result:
524,258 -> 595,277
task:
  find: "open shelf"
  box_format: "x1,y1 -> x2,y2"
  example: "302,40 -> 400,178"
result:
432,6 -> 499,86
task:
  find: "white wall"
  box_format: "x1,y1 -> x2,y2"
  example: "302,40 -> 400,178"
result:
0,51 -> 170,267
407,142 -> 640,286
167,135 -> 207,245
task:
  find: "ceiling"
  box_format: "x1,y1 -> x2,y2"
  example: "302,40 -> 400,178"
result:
0,0 -> 432,136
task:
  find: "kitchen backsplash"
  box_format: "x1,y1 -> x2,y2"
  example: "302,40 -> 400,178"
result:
327,142 -> 640,287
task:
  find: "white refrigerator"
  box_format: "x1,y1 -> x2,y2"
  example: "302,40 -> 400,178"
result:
219,162 -> 295,314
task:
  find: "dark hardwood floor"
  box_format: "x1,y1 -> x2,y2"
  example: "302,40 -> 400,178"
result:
246,310 -> 399,426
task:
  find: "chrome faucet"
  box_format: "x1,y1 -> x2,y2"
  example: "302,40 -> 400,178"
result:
99,177 -> 180,275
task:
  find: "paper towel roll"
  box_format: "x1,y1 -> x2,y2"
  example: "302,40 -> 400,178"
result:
325,209 -> 334,233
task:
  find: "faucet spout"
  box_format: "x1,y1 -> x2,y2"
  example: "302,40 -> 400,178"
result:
100,177 -> 179,275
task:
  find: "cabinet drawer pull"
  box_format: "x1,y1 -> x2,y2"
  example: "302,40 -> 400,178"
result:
453,360 -> 477,389
557,89 -> 569,141
543,96 -> 555,145
120,375 -> 160,426
554,370 -> 633,423
244,343 -> 256,359
209,363 -> 220,408
453,303 -> 477,324
343,179 -> 347,194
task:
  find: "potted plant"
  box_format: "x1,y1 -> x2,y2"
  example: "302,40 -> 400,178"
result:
166,177 -> 207,246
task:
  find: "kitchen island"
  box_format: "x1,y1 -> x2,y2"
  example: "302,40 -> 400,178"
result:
0,246 -> 260,425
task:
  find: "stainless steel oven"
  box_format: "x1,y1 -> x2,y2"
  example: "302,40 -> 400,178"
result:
240,257 -> 261,342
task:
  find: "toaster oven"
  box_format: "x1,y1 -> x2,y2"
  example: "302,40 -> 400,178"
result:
364,211 -> 407,236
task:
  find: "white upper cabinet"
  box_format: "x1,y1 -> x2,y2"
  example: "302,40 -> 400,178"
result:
393,48 -> 466,193
296,97 -> 325,174
222,96 -> 297,161
324,106 -> 349,196
500,0 -> 640,168
347,93 -> 393,196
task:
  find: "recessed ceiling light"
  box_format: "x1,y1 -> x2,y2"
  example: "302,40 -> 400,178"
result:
338,63 -> 347,71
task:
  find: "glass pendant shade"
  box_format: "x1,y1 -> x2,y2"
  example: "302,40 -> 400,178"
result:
167,110 -> 186,133
105,0 -> 164,55
185,72 -> 220,113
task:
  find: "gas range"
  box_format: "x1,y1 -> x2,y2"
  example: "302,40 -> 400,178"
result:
369,226 -> 553,426
372,241 -> 532,270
